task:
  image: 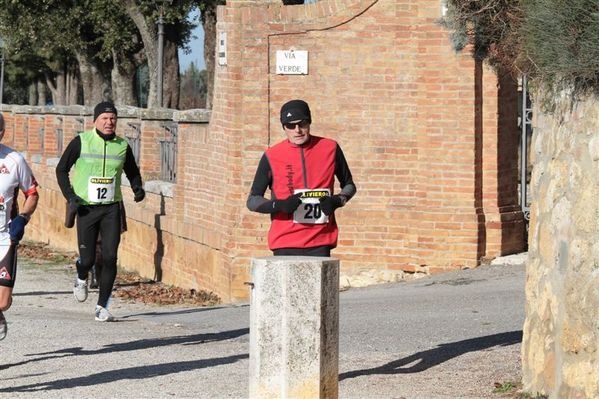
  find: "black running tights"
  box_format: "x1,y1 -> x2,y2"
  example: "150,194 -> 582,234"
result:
76,203 -> 121,308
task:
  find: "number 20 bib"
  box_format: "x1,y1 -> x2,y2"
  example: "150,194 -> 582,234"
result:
88,177 -> 116,203
293,189 -> 330,224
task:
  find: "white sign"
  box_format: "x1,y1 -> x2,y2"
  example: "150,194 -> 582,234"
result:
218,32 -> 227,66
276,50 -> 308,75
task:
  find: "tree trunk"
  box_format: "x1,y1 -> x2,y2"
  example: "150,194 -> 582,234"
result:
55,73 -> 66,105
162,36 -> 180,109
123,0 -> 158,108
67,62 -> 80,105
37,80 -> 46,106
45,68 -> 67,106
201,2 -> 218,110
112,49 -> 137,106
76,53 -> 110,106
28,82 -> 37,106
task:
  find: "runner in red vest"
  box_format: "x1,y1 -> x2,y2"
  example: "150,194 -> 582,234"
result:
247,99 -> 356,256
0,113 -> 40,340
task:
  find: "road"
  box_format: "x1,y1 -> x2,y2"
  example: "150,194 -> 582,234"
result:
0,252 -> 526,398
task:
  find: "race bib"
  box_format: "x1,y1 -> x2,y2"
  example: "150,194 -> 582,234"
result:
88,177 -> 116,203
293,189 -> 330,224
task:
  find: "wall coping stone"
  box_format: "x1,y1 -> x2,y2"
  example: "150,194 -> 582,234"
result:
9,105 -> 87,116
2,104 -> 211,124
145,180 -> 175,198
173,109 -> 211,123
138,108 -> 175,121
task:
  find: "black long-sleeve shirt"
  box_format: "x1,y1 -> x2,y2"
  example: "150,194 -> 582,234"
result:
56,129 -> 143,202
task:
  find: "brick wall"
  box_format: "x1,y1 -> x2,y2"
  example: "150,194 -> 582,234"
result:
3,0 -> 525,303
217,0 -> 525,291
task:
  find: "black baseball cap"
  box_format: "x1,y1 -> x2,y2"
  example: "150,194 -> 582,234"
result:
280,99 -> 311,124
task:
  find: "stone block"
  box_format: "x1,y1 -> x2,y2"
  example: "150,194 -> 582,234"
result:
249,256 -> 339,399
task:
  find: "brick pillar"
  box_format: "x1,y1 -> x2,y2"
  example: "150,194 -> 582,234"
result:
479,63 -> 526,258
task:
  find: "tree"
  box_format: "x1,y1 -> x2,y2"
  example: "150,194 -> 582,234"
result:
198,0 -> 224,109
87,0 -> 146,105
0,0 -> 79,105
122,0 -> 195,108
442,0 -> 599,97
180,61 -> 207,109
0,0 -> 196,108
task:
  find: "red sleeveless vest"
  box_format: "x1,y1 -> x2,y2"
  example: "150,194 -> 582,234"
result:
265,136 -> 339,250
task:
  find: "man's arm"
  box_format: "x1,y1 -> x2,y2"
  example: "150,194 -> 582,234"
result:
123,145 -> 145,202
20,192 -> 39,219
10,158 -> 40,243
246,154 -> 276,214
319,144 -> 357,216
246,154 -> 302,214
55,136 -> 81,201
123,145 -> 142,189
334,144 -> 356,205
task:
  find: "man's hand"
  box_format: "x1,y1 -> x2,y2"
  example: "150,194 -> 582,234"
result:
319,195 -> 344,216
65,196 -> 83,228
273,193 -> 302,214
68,195 -> 83,211
133,187 -> 145,203
65,197 -> 81,228
9,214 -> 29,243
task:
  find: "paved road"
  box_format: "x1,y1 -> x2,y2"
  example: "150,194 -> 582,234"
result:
0,252 -> 526,398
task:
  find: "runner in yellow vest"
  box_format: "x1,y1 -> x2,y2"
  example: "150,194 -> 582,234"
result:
56,102 -> 145,322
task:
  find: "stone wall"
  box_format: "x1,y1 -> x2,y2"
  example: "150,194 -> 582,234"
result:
3,0 -> 526,303
522,94 -> 599,398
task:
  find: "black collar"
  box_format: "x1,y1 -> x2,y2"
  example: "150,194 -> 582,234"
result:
95,128 -> 116,141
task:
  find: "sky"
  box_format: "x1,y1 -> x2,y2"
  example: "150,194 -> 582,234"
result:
179,9 -> 206,72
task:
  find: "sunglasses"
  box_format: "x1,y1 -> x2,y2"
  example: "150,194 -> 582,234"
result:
283,120 -> 310,130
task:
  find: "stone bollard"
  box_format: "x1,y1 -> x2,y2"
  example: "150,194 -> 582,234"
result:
249,256 -> 339,399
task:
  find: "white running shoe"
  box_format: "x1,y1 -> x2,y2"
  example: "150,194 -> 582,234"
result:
0,310 -> 6,340
73,278 -> 88,302
94,306 -> 114,322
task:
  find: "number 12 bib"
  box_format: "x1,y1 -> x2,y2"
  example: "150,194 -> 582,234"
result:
88,177 -> 116,203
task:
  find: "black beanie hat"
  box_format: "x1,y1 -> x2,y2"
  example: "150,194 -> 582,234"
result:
280,99 -> 311,124
93,101 -> 118,121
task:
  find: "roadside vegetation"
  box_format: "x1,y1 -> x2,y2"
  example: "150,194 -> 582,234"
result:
441,0 -> 599,103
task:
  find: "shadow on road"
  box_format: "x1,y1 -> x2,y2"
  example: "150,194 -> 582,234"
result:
339,330 -> 522,380
13,290 -> 73,296
0,354 -> 249,393
121,304 -> 248,319
1,328 -> 249,370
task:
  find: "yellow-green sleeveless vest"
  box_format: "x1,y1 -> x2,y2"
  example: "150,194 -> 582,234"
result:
72,129 -> 128,205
